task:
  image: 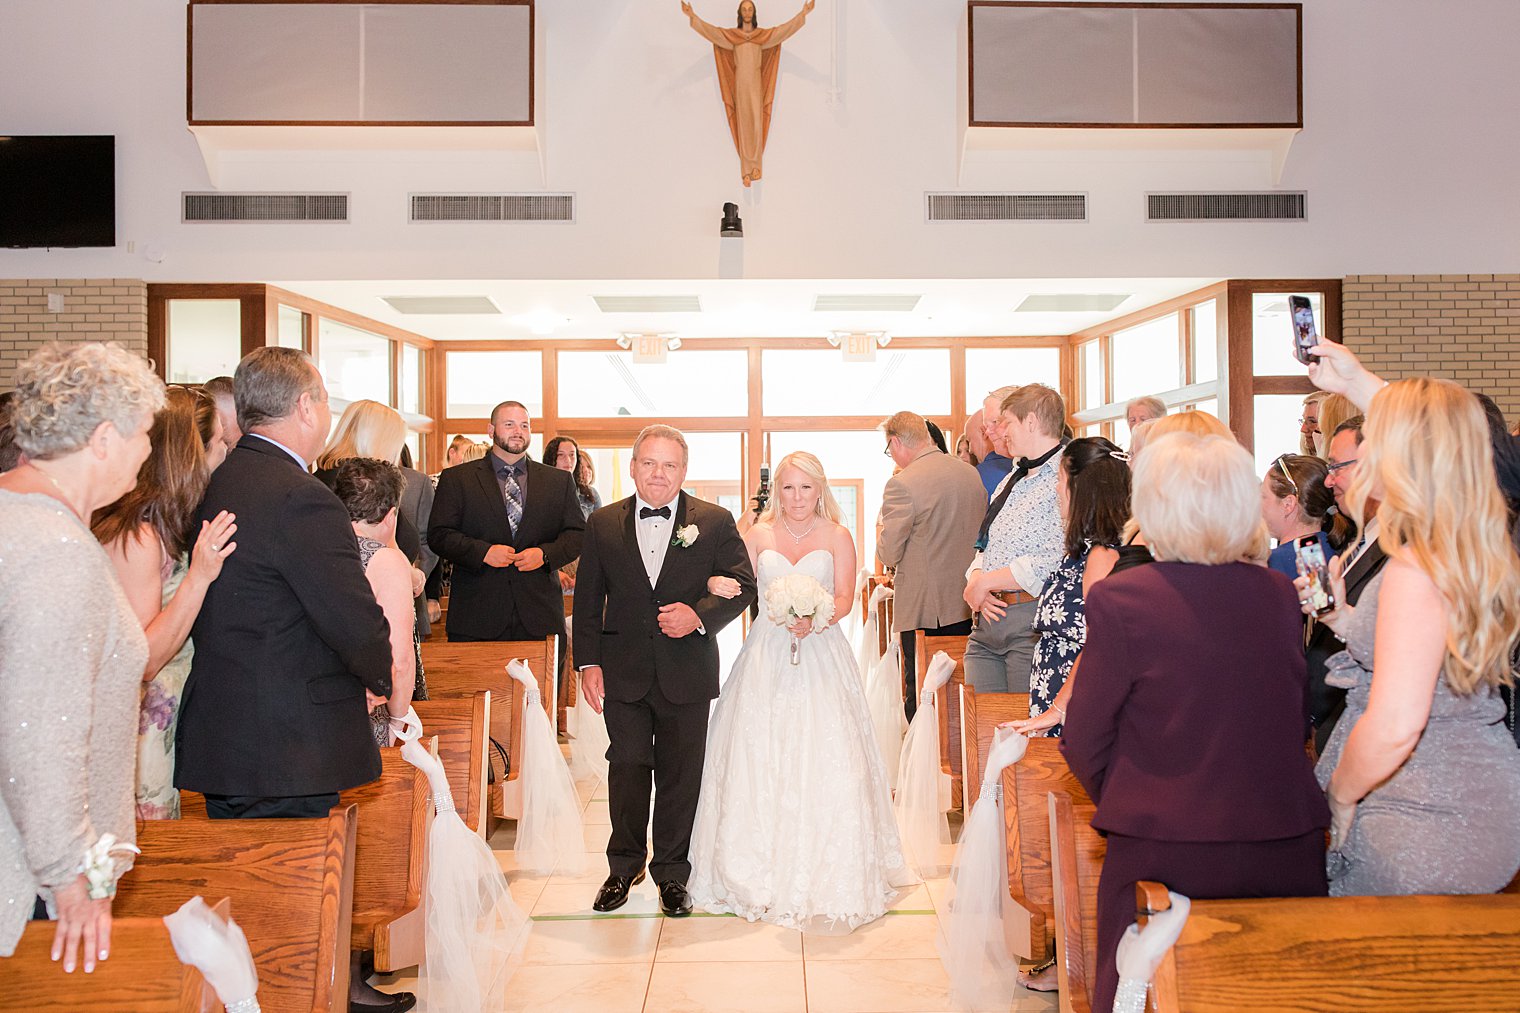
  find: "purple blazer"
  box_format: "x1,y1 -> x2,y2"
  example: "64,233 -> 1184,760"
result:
1061,562 -> 1330,842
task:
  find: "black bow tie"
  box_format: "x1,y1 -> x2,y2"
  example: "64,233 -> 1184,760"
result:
639,505 -> 671,520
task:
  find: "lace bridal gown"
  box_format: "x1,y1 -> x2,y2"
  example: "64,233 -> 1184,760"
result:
688,548 -> 913,932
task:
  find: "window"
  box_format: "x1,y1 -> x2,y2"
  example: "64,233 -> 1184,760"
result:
763,349 -> 951,416
963,347 -> 1062,413
558,350 -> 747,418
1080,339 -> 1103,410
166,299 -> 242,383
399,343 -> 422,416
319,319 -> 392,404
1252,293 -> 1322,376
1111,313 -> 1180,403
276,305 -> 306,350
1253,394 -> 1310,476
1191,300 -> 1218,383
445,350 -> 543,418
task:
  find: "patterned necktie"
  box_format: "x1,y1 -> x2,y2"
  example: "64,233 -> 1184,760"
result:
503,463 -> 523,531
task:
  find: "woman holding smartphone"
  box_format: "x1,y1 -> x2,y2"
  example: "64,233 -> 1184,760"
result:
1297,376 -> 1520,897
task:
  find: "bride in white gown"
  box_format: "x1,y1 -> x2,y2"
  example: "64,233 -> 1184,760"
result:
688,451 -> 913,933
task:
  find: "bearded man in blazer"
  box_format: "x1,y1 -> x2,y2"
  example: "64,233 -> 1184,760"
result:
428,400 -> 585,645
573,425 -> 755,918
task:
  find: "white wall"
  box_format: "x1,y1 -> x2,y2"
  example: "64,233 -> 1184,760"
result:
1,0 -> 1518,283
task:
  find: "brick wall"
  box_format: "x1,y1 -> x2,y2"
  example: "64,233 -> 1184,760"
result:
0,279 -> 149,388
1342,274 -> 1520,419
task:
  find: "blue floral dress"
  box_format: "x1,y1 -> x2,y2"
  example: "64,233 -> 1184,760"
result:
1028,547 -> 1093,736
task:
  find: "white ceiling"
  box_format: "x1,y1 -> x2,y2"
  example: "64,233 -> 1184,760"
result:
273,277 -> 1220,343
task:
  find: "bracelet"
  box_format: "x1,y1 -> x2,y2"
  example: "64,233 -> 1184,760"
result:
1053,705 -> 1067,720
78,833 -> 140,901
224,997 -> 262,1013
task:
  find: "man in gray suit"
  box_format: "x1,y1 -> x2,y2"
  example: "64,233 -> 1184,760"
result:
877,411 -> 987,720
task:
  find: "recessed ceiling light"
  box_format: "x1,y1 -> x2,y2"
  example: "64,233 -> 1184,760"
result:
382,296 -> 501,315
1014,294 -> 1131,313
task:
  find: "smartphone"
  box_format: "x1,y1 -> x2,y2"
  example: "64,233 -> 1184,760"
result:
1289,295 -> 1318,365
1294,535 -> 1336,615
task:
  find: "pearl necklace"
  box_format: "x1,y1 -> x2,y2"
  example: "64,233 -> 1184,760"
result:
779,514 -> 818,543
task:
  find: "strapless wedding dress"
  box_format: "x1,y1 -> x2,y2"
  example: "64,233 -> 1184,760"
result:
688,548 -> 913,933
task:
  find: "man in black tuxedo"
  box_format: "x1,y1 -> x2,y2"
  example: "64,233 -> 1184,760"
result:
573,425 -> 755,917
1306,415 -> 1387,752
428,400 -> 585,646
177,346 -> 394,818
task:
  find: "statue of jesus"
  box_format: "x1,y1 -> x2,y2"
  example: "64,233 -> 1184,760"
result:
682,0 -> 815,186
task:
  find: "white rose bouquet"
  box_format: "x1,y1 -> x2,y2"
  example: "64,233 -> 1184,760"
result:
764,572 -> 835,665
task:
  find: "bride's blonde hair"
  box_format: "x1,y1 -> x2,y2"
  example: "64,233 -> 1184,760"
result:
1348,377 -> 1520,694
760,451 -> 845,527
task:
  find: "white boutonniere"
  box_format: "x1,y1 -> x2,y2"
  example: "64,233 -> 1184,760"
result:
673,524 -> 700,548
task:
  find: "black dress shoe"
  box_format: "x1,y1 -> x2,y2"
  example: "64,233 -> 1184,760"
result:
348,989 -> 417,1013
658,880 -> 693,917
592,869 -> 646,912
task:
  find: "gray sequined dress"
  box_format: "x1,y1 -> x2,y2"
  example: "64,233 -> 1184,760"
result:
1315,570 -> 1520,896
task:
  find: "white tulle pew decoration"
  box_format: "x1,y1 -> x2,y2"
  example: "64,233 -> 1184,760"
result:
392,708 -> 531,1013
564,617 -> 610,784
854,582 -> 890,684
865,640 -> 908,788
1112,891 -> 1192,1012
507,658 -> 586,876
894,649 -> 956,875
938,728 -> 1029,1009
163,896 -> 262,1013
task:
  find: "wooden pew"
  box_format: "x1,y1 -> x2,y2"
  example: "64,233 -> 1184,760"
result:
959,685 -> 1030,811
914,632 -> 969,810
868,577 -> 893,657
1048,791 -> 1106,1013
118,808 -> 356,1013
413,691 -> 490,837
340,744 -> 433,974
999,738 -> 1092,962
10,917 -> 225,1012
1135,881 -> 1520,1012
421,636 -> 558,820
5,900 -> 228,1012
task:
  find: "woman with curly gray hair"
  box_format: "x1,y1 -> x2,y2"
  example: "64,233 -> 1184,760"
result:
0,342 -> 164,972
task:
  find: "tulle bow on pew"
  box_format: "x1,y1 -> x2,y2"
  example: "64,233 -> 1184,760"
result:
507,658 -> 586,876
865,641 -> 907,787
937,727 -> 1029,1009
1112,890 -> 1191,1013
395,708 -> 531,1012
894,649 -> 956,876
163,896 -> 261,1013
565,616 -> 611,784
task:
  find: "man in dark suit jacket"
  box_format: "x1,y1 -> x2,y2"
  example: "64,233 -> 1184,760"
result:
573,425 -> 755,918
1306,416 -> 1388,751
176,347 -> 394,818
428,401 -> 585,645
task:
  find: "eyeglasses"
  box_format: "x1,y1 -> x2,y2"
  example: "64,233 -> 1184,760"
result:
882,438 -> 894,457
1297,416 -> 1319,429
1326,458 -> 1359,476
1274,456 -> 1300,497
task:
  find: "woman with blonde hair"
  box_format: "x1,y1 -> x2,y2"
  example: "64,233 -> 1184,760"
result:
92,385 -> 238,819
1063,432 -> 1329,1011
1304,376 -> 1520,896
690,450 -> 911,931
1315,394 -> 1357,462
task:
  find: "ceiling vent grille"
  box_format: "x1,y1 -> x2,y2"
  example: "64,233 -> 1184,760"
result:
410,193 -> 575,223
183,193 -> 348,223
813,294 -> 922,312
592,295 -> 702,313
1147,192 -> 1306,222
926,192 -> 1087,222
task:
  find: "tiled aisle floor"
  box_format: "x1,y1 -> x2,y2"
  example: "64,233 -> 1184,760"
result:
376,753 -> 1058,1013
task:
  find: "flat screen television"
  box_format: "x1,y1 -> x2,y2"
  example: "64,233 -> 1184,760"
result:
0,135 -> 116,248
